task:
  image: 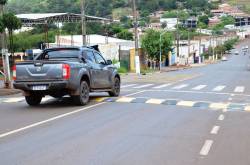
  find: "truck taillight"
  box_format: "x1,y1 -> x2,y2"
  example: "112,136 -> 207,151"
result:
62,64 -> 70,80
13,65 -> 16,80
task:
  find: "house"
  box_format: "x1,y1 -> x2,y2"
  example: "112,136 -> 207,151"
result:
182,17 -> 197,29
148,22 -> 162,30
209,16 -> 221,27
160,18 -> 177,30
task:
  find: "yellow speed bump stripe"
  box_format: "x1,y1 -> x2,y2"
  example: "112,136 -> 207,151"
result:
244,106 -> 250,111
209,103 -> 228,110
177,101 -> 196,107
116,97 -> 135,103
94,97 -> 107,102
3,98 -> 24,103
146,99 -> 165,104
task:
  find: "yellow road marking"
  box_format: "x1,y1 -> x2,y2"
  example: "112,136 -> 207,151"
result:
244,106 -> 250,111
209,103 -> 228,110
94,97 -> 107,102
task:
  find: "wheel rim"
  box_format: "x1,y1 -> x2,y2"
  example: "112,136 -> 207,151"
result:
114,78 -> 120,94
81,83 -> 89,101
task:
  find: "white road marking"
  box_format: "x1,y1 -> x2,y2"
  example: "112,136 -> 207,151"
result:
177,101 -> 196,107
192,85 -> 207,90
0,90 -> 144,139
200,140 -> 214,156
146,99 -> 165,104
0,102 -> 106,139
218,114 -> 225,121
133,84 -> 154,89
121,84 -> 138,88
3,97 -> 24,103
210,126 -> 220,134
213,85 -> 226,92
42,96 -> 54,102
172,84 -> 189,90
153,84 -> 172,89
234,86 -> 245,93
228,98 -> 233,101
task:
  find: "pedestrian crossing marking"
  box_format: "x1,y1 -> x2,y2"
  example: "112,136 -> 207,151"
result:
133,84 -> 154,89
234,86 -> 245,93
177,101 -> 196,107
146,99 -> 165,104
192,85 -> 207,90
121,84 -> 249,94
153,84 -> 172,89
172,84 -> 189,90
212,86 -> 226,92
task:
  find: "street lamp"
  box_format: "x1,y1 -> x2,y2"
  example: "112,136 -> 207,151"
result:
160,31 -> 168,71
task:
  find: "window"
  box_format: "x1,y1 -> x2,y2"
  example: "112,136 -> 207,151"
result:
37,49 -> 80,60
83,51 -> 96,63
94,52 -> 106,65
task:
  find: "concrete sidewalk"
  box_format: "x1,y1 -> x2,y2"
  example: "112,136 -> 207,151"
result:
0,80 -> 21,96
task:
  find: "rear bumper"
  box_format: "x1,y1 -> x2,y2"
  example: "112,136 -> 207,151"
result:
13,81 -> 68,91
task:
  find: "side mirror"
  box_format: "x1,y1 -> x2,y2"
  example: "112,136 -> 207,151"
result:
106,60 -> 112,65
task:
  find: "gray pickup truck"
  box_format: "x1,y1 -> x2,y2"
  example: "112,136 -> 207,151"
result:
13,46 -> 121,106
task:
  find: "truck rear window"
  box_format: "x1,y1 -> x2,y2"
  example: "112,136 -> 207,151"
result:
38,49 -> 80,60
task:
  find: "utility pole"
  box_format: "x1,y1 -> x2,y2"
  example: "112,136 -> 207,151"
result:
176,8 -> 180,58
81,0 -> 87,46
188,28 -> 190,65
132,0 -> 140,74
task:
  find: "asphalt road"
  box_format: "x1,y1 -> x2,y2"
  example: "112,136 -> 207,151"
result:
1,42 -> 250,165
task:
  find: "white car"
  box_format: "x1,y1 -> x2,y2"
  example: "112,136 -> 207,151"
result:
222,56 -> 227,61
234,51 -> 239,55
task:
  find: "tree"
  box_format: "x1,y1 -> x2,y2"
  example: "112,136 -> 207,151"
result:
2,13 -> 22,55
198,15 -> 209,26
0,0 -> 7,3
116,29 -> 133,40
141,29 -> 173,61
0,17 -> 4,33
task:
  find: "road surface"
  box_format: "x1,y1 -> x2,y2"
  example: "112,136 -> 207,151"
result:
0,42 -> 250,165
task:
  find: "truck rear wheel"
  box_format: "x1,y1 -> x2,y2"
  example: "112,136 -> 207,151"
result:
73,81 -> 90,106
25,95 -> 42,106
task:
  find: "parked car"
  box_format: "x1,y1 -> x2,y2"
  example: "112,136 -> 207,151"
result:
222,56 -> 228,61
13,46 -> 121,106
234,50 -> 239,55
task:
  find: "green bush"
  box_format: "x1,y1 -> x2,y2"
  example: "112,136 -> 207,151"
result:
118,67 -> 128,73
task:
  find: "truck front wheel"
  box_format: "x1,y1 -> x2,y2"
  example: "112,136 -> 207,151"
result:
25,95 -> 42,106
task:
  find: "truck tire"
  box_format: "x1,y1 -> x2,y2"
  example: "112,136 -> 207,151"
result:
109,77 -> 120,97
73,81 -> 90,105
25,95 -> 42,106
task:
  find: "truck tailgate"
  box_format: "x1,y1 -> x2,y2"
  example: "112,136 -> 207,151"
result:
15,61 -> 64,82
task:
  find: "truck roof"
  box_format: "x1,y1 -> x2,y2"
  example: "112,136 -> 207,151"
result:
45,45 -> 100,52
